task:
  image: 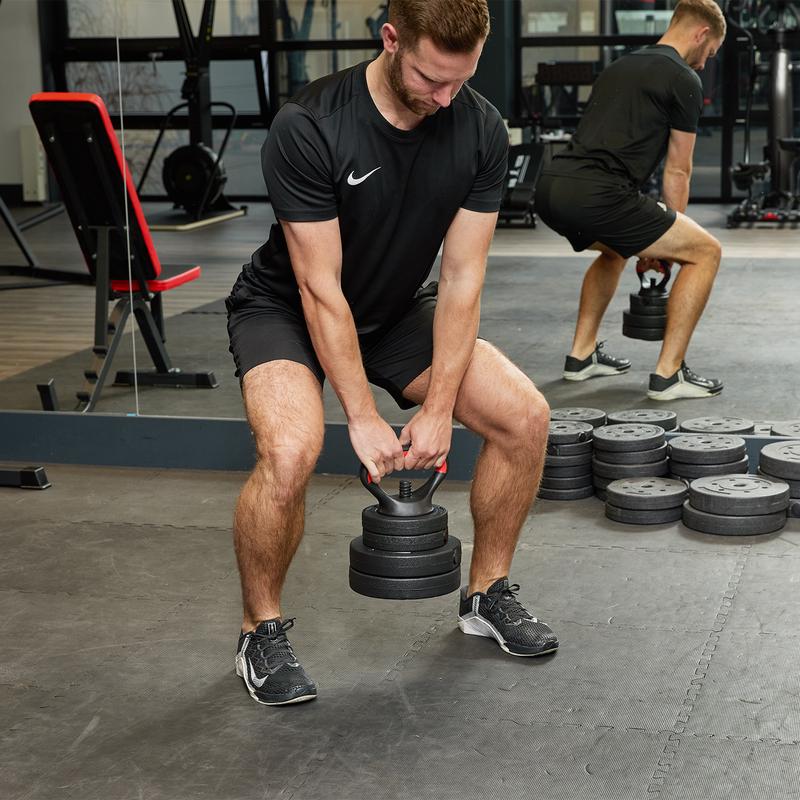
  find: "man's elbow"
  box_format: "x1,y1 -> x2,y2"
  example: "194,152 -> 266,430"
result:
664,164 -> 692,182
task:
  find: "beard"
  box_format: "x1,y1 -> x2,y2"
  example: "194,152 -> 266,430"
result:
386,49 -> 436,116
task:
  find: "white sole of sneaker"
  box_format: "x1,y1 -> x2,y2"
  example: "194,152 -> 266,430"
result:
458,614 -> 558,657
563,363 -> 630,382
235,655 -> 317,706
647,383 -> 723,401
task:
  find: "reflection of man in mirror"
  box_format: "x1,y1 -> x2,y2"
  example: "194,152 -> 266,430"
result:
536,0 -> 726,401
226,0 -> 558,707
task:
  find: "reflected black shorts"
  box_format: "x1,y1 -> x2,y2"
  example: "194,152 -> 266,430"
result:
226,280 -> 438,410
535,173 -> 677,259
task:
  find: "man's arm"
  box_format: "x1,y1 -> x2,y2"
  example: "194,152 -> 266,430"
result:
662,128 -> 696,213
281,218 -> 405,481
402,207 -> 498,470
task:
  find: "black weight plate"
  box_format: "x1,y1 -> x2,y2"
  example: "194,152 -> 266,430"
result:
667,435 -> 747,465
595,489 -> 608,501
679,417 -> 756,435
349,565 -> 461,599
592,458 -> 670,480
544,463 -> 597,479
362,504 -> 448,536
607,409 -> 678,431
689,475 -> 790,517
547,440 -> 594,457
593,424 -> 666,453
605,477 -> 688,511
681,501 -> 787,537
772,421 -> 800,437
623,310 -> 668,329
622,324 -> 665,341
349,536 -> 461,579
605,503 -> 684,525
537,485 -> 595,501
629,292 -> 669,313
596,443 -> 668,465
593,475 -> 613,490
544,452 -> 594,468
790,500 -> 800,519
669,455 -> 750,479
758,469 -> 800,498
547,420 -> 595,444
362,528 -> 447,552
550,407 -> 607,428
540,473 -> 593,490
760,441 -> 800,481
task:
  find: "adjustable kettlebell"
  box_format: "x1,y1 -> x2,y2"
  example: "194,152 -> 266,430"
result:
349,458 -> 462,599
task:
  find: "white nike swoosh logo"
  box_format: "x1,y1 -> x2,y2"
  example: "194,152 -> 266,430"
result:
347,167 -> 381,186
249,660 -> 299,688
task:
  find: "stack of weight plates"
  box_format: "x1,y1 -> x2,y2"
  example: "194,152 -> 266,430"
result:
771,421 -> 800,437
550,407 -> 607,428
623,290 -> 668,341
607,409 -> 678,431
605,477 -> 688,525
592,424 -> 668,500
539,420 -> 595,501
350,497 -> 462,599
682,475 -> 790,536
759,441 -> 800,515
679,416 -> 755,435
668,435 -> 749,481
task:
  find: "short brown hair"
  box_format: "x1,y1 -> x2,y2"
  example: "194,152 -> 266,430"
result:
670,0 -> 727,39
388,0 -> 490,53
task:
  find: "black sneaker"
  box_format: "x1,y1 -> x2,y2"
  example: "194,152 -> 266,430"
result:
563,341 -> 631,381
235,618 -> 317,706
458,578 -> 559,657
648,361 -> 723,400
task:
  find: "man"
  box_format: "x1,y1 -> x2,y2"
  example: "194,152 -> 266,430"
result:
226,0 -> 557,707
535,0 -> 726,401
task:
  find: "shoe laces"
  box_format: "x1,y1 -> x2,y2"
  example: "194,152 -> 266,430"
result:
251,618 -> 298,669
680,361 -> 703,382
595,341 -> 607,352
485,583 -> 536,624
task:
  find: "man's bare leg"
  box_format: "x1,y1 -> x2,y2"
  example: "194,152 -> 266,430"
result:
570,249 -> 628,359
638,212 -> 722,377
235,360 -> 325,632
403,340 -> 549,593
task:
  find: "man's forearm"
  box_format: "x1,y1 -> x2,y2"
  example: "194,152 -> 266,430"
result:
299,289 -> 377,423
662,168 -> 691,214
423,272 -> 483,417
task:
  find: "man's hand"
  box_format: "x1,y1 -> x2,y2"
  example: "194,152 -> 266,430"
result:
399,408 -> 453,471
349,415 -> 405,483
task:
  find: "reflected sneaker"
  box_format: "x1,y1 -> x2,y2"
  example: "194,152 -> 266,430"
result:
647,361 -> 723,400
458,577 -> 559,657
235,618 -> 317,706
563,341 -> 631,381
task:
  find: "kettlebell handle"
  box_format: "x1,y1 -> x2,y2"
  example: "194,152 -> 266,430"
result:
636,258 -> 672,293
359,450 -> 448,517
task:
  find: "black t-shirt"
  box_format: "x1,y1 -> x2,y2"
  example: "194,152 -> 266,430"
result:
545,45 -> 704,188
239,60 -> 508,336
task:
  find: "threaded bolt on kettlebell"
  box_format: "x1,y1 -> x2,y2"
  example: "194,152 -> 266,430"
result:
399,480 -> 412,499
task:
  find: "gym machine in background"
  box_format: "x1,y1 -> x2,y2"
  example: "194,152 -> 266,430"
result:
726,0 -> 800,226
137,0 -> 247,231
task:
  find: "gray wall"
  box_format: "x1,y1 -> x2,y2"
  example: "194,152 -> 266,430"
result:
0,0 -> 42,187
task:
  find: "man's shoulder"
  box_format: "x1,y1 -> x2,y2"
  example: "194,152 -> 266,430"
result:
285,62 -> 366,122
453,83 -> 503,127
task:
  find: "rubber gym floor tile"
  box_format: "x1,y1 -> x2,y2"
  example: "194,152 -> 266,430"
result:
0,519 -> 236,600
656,736 -> 800,800
722,552 -> 800,635
373,619 -> 708,733
292,701 -> 669,800
505,541 -> 741,631
684,630 -> 800,742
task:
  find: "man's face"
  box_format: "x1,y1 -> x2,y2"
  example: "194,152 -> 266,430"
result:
385,34 -> 484,116
686,30 -> 723,71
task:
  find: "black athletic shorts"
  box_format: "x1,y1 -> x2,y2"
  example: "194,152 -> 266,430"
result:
535,173 -> 677,258
226,279 -> 438,410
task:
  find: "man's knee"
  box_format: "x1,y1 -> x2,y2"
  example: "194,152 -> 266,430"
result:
494,381 -> 550,449
251,435 -> 323,504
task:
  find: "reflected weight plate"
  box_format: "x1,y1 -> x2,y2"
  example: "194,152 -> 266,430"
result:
349,566 -> 461,599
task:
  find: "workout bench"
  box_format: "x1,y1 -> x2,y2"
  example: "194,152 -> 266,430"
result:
28,93 -> 217,412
